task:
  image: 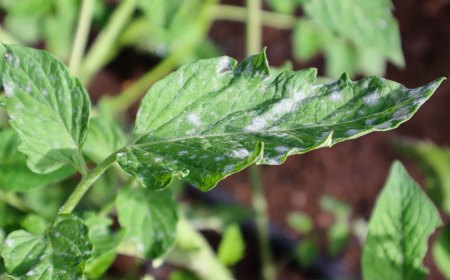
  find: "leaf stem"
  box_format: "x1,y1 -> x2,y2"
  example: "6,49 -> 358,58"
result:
212,5 -> 296,30
79,0 -> 136,85
249,165 -> 276,280
59,151 -> 119,214
166,216 -> 233,280
246,1 -> 276,279
105,0 -> 218,114
69,0 -> 95,76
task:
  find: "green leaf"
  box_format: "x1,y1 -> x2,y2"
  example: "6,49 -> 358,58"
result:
84,213 -> 124,279
2,45 -> 90,174
0,129 -> 74,192
433,224 -> 450,279
266,0 -> 297,14
217,224 -> 245,266
303,0 -> 404,68
82,114 -> 127,164
287,212 -> 313,234
117,51 -> 443,191
395,139 -> 450,215
1,214 -> 92,279
295,238 -> 318,267
293,19 -> 324,61
116,188 -> 178,258
362,161 -> 442,280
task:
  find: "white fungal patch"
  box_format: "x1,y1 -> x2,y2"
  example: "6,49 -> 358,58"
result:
245,90 -> 306,132
178,150 -> 188,156
26,270 -> 35,277
5,239 -> 14,247
223,164 -> 234,173
216,57 -> 232,73
231,148 -> 250,158
393,108 -> 409,120
345,129 -> 359,136
3,81 -> 15,97
53,231 -> 61,238
215,156 -> 224,161
274,146 -> 289,153
364,118 -> 375,126
24,85 -> 32,93
376,121 -> 393,130
330,90 -> 342,101
154,157 -> 163,163
42,89 -> 48,96
363,91 -> 380,106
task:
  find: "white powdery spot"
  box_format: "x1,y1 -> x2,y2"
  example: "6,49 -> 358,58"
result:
26,270 -> 36,277
5,239 -> 14,247
231,148 -> 250,159
3,81 -> 15,97
24,85 -> 32,93
364,118 -> 375,126
154,157 -> 163,163
345,129 -> 359,136
393,107 -> 409,120
178,150 -> 188,156
215,156 -> 224,161
330,90 -> 342,101
245,90 -> 306,132
274,146 -> 289,153
223,164 -> 235,173
42,89 -> 48,96
216,57 -> 232,74
376,121 -> 393,130
53,231 -> 61,238
187,113 -> 202,127
363,91 -> 380,106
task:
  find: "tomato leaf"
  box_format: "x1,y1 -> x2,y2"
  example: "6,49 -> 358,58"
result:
117,51 -> 443,191
2,45 -> 90,174
362,161 -> 442,280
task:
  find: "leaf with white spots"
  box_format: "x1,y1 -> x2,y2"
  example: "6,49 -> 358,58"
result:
362,161 -> 442,280
117,50 -> 443,191
2,45 -> 90,174
1,214 -> 92,280
115,188 -> 178,258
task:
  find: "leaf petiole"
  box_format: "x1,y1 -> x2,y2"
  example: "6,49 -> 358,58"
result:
59,150 -> 122,214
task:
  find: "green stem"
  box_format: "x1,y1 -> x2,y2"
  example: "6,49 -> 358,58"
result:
0,26 -> 20,44
106,0 -> 218,114
0,191 -> 32,213
79,0 -> 136,85
59,151 -> 119,214
166,216 -> 234,280
246,0 -> 262,55
246,0 -> 276,278
249,166 -> 276,280
69,0 -> 95,76
212,5 -> 296,30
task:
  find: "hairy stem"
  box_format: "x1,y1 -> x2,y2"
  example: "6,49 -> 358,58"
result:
69,0 -> 95,76
79,0 -> 136,85
213,4 -> 296,30
246,2 -> 276,279
105,0 -> 218,114
59,152 -> 119,214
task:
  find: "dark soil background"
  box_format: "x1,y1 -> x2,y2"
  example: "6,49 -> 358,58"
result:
89,0 -> 450,279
